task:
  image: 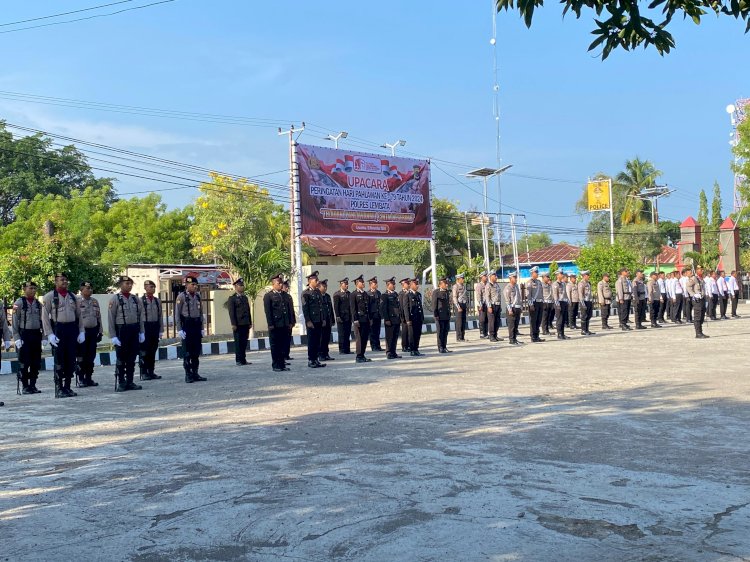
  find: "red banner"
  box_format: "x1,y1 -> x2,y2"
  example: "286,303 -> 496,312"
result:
296,144 -> 432,239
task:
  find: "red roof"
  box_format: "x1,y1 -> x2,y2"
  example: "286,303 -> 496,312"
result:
720,217 -> 736,229
301,236 -> 379,257
502,243 -> 580,266
647,245 -> 678,265
680,216 -> 699,227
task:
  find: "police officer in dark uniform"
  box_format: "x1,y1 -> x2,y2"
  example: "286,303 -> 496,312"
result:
0,311 -> 9,405
228,278 -> 252,366
399,278 -> 411,352
350,274 -> 371,363
431,277 -> 452,353
333,278 -> 352,354
264,274 -> 291,372
175,276 -> 207,383
380,277 -> 401,359
282,280 -> 295,363
407,278 -> 424,356
302,271 -> 326,369
318,279 -> 335,362
108,275 -> 146,392
140,279 -> 164,380
76,281 -> 102,387
12,281 -> 44,395
367,277 -> 384,351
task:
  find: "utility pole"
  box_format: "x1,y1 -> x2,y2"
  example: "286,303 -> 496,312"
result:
466,165 -> 513,274
629,185 -> 674,272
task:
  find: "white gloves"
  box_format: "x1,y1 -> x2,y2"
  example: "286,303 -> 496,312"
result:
4,340 -> 10,351
41,339 -> 48,347
48,334 -> 60,347
138,332 -> 145,344
178,330 -> 186,339
14,339 -> 23,349
111,337 -> 122,347
77,332 -> 86,344
201,329 -> 206,337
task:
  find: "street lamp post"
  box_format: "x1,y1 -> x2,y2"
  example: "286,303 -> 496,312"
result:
324,131 -> 348,149
381,139 -> 406,156
466,165 -> 513,274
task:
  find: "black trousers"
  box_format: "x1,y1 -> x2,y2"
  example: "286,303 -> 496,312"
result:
543,303 -> 555,333
618,300 -> 631,327
18,329 -> 42,384
732,291 -> 739,316
77,326 -> 99,380
634,299 -> 646,327
649,301 -> 660,325
409,319 -> 423,351
684,297 -> 693,322
115,323 -> 140,383
671,295 -> 683,322
693,297 -> 706,335
319,322 -> 331,358
555,302 -> 568,335
232,324 -> 250,364
384,321 -> 400,355
400,319 -> 410,351
580,301 -> 593,332
660,298 -> 668,322
306,322 -> 322,361
478,305 -> 487,336
529,303 -> 543,339
720,295 -> 728,318
600,302 -> 611,327
710,295 -> 718,319
436,318 -> 450,350
269,325 -> 289,368
369,317 -> 382,350
140,321 -> 161,373
354,320 -> 371,358
507,309 -> 521,341
52,322 -> 78,389
336,319 -> 352,353
487,304 -> 501,339
285,327 -> 293,359
181,317 -> 202,375
568,303 -> 579,327
455,303 -> 466,341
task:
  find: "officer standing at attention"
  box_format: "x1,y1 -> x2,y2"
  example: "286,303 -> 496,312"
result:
264,274 -> 290,372
566,273 -> 580,330
399,278 -> 412,353
728,270 -> 741,317
301,271 -> 326,369
474,272 -> 489,339
452,273 -> 468,342
525,266 -> 545,342
647,272 -> 663,328
42,272 -> 84,398
577,271 -> 595,335
0,311 -> 9,405
333,278 -> 352,354
504,272 -> 523,345
432,277 -> 452,353
140,280 -> 164,380
551,269 -> 570,340
108,275 -> 146,392
350,274 -> 372,363
657,271 -> 668,323
318,279 -> 335,362
175,276 -> 207,383
12,282 -> 44,395
76,281 -> 102,387
228,278 -> 252,366
380,277 -> 402,359
281,280 -> 295,363
597,273 -> 614,330
542,273 -> 554,335
484,271 -> 503,342
615,268 -> 633,330
407,278 -> 424,356
367,277 -> 384,352
686,265 -> 709,338
633,270 -> 648,329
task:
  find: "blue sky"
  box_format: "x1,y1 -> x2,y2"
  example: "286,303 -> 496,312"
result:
0,0 -> 746,243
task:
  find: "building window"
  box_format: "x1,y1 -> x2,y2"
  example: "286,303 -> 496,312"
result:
344,261 -> 363,266
367,262 -> 376,266
316,261 -> 328,265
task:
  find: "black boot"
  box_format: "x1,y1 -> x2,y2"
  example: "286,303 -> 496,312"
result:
125,374 -> 142,391
116,375 -> 129,392
86,374 -> 99,387
62,380 -> 77,397
21,378 -> 34,395
191,367 -> 207,382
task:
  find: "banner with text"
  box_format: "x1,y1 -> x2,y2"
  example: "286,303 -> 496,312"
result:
296,144 -> 432,239
587,179 -> 611,211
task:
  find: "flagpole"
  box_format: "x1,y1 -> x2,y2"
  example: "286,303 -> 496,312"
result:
608,178 -> 615,245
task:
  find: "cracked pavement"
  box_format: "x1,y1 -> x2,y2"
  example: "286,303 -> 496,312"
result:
2,308 -> 750,561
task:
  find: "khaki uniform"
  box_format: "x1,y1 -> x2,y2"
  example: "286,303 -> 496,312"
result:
42,290 -> 82,396
77,296 -> 103,385
12,297 -> 43,390
577,280 -> 593,333
597,280 -> 613,328
484,282 -> 502,340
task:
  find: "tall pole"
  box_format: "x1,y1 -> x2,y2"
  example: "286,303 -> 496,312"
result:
482,177 -> 491,274
464,211 -> 472,265
608,178 -> 615,245
510,213 -> 519,276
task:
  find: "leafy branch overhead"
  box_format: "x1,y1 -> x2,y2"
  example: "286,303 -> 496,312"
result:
496,0 -> 750,59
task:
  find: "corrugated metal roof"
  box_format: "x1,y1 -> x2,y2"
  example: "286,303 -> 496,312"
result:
301,236 -> 379,257
502,243 -> 580,266
648,245 -> 678,265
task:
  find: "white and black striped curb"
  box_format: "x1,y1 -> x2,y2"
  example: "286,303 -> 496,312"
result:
0,311 -> 605,375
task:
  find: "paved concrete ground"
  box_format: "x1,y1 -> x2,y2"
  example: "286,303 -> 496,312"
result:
2,308 -> 750,562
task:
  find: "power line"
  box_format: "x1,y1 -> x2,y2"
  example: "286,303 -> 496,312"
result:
0,0 -> 135,27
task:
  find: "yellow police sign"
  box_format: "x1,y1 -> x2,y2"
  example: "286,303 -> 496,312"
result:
587,180 -> 610,211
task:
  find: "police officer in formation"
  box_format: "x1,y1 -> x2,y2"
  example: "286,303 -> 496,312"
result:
0,310 -> 10,405
76,281 -> 102,387
350,274 -> 371,363
633,270 -> 648,329
452,273 -> 468,342
301,271 -> 326,369
407,278 -> 424,356
42,273 -> 84,398
281,280 -> 295,363
367,277 -> 384,352
541,273 -> 555,335
615,268 -> 633,330
566,273 -> 580,330
140,279 -> 164,379
474,272 -> 488,339
686,265 -> 709,338
504,272 -> 523,345
333,278 -> 352,354
525,266 -> 545,342
228,278 -> 252,366
484,271 -> 503,342
263,274 -> 291,372
380,277 -> 402,359
13,282 -> 43,396
318,279 -> 335,362
577,270 -> 595,335
431,277 -> 452,353
108,275 -> 146,392
597,273 -> 614,330
399,278 -> 412,352
647,272 -> 663,328
552,269 -> 570,340
175,275 -> 207,383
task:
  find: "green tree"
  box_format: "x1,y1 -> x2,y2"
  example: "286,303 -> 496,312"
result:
576,242 -> 639,295
711,181 -> 723,229
517,232 -> 552,253
495,0 -> 750,60
697,189 -> 709,227
0,122 -> 113,225
658,220 -> 681,247
615,158 -> 660,225
618,223 -> 663,260
732,107 -> 750,204
547,259 -> 558,276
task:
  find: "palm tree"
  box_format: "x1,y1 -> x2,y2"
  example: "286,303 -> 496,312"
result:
615,158 -> 662,225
